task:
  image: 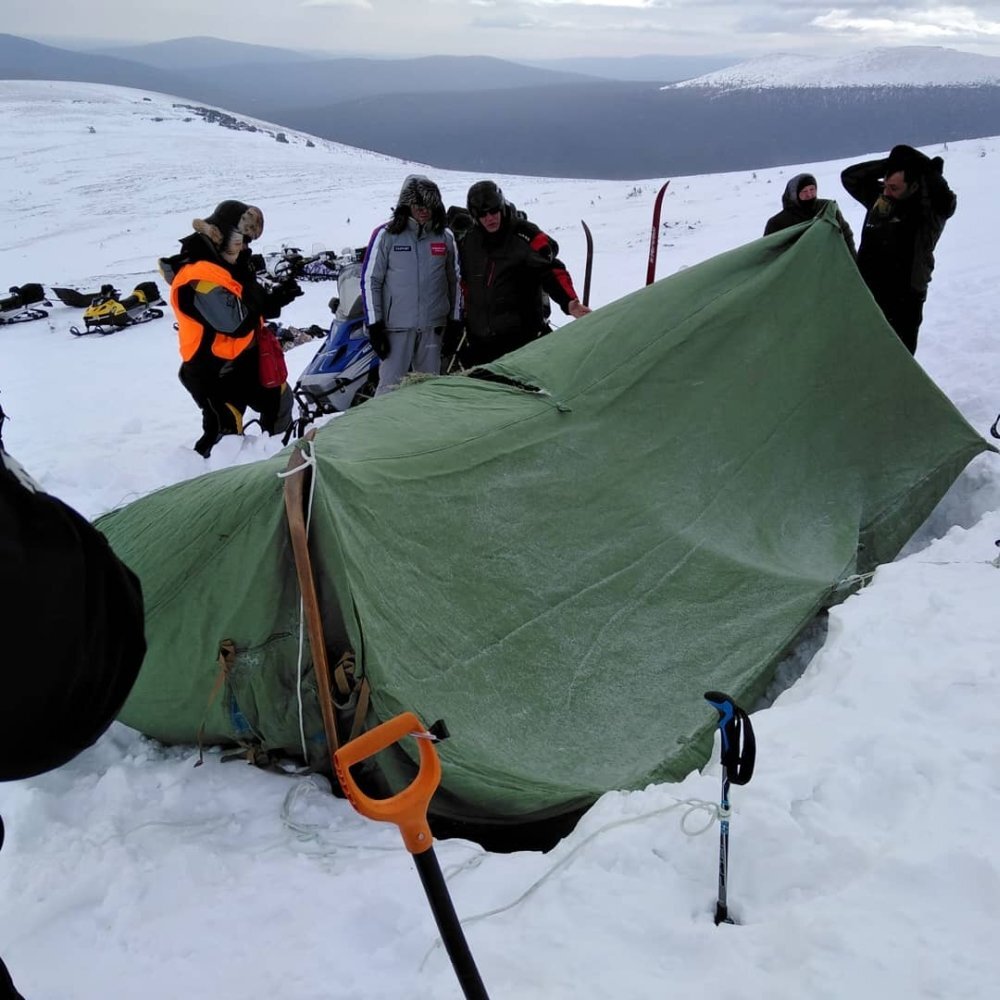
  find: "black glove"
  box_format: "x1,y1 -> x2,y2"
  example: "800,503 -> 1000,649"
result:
266,280 -> 303,317
930,156 -> 944,176
442,318 -> 464,355
367,321 -> 390,360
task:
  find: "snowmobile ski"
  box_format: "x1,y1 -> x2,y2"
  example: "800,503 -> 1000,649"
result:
646,181 -> 670,286
581,220 -> 593,307
0,283 -> 51,326
990,412 -> 1000,440
70,282 -> 165,336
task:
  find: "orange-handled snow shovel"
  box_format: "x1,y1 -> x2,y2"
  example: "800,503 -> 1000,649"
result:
334,712 -> 490,999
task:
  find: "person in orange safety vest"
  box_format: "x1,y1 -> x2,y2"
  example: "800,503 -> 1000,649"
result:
159,200 -> 301,457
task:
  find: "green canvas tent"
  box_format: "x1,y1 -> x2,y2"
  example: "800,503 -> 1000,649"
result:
99,203 -> 992,841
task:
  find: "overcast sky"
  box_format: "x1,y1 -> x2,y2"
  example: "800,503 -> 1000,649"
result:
11,1 -> 1000,60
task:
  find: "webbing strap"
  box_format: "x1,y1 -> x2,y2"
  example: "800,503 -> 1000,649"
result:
282,437 -> 341,760
704,690 -> 756,786
720,704 -> 756,787
348,679 -> 371,743
195,639 -> 236,766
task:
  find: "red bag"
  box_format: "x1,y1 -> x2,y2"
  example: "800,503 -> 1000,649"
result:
258,324 -> 288,389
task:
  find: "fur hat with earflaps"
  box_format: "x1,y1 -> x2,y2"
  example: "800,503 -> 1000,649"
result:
387,175 -> 446,233
193,200 -> 265,252
397,175 -> 443,212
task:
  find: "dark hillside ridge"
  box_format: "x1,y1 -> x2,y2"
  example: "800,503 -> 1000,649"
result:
85,36 -> 325,71
268,83 -> 1000,179
0,33 -> 194,99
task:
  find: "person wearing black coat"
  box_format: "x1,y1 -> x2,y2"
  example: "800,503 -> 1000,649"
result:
457,180 -> 591,367
764,173 -> 857,257
841,145 -> 957,354
1,407 -> 146,998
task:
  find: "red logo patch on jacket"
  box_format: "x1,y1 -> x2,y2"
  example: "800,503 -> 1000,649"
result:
430,242 -> 447,256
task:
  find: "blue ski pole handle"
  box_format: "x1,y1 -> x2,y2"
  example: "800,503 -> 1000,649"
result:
704,691 -> 756,786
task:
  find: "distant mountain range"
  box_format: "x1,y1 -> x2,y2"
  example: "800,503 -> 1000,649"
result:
3,34 -> 1000,179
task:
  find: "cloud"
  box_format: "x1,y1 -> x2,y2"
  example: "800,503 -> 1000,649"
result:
300,0 -> 373,9
525,0 -> 668,8
814,5 -> 1000,39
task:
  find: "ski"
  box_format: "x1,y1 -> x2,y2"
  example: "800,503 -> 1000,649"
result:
645,180 -> 671,286
0,283 -> 51,326
991,412 -> 1000,440
581,220 -> 593,307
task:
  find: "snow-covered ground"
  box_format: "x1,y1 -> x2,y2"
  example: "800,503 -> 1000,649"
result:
2,80 -> 999,999
669,44 -> 1000,89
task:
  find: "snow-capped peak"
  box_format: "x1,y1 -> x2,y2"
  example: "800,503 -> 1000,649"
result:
667,45 -> 1000,90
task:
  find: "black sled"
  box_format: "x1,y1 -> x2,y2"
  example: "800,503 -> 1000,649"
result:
0,284 -> 51,326
70,282 -> 165,336
52,286 -> 106,309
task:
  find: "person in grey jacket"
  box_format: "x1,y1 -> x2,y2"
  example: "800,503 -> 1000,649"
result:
361,175 -> 462,395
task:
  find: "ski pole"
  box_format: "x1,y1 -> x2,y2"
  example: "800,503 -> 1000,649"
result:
446,331 -> 467,374
334,712 -> 490,1000
703,691 -> 756,926
580,219 -> 593,308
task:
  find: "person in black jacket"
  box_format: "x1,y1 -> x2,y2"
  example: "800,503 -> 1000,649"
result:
1,404 -> 146,998
764,173 -> 857,257
159,200 -> 301,457
841,145 -> 957,354
456,180 -> 590,367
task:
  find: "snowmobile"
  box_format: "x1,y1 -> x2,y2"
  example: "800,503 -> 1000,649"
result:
69,282 -> 165,336
298,250 -> 340,283
288,261 -> 379,438
0,283 -> 51,326
270,245 -> 366,284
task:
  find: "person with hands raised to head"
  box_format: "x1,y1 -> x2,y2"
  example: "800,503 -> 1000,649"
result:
159,199 -> 299,457
841,145 -> 956,354
361,175 -> 462,396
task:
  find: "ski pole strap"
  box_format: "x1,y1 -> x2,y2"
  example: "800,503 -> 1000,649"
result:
703,691 -> 756,786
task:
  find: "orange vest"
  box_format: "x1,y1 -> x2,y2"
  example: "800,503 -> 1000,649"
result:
171,260 -> 258,362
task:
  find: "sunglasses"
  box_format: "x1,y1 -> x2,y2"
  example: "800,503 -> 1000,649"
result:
476,206 -> 502,219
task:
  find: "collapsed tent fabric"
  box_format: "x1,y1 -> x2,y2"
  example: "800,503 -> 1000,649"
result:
99,202 -> 992,832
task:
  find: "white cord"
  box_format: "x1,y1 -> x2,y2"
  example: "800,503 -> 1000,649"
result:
277,441 -> 318,762
841,554 -> 999,592
419,795 -> 722,971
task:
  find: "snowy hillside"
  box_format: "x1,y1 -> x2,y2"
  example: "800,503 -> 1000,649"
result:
2,80 -> 1000,1000
669,45 -> 1000,89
